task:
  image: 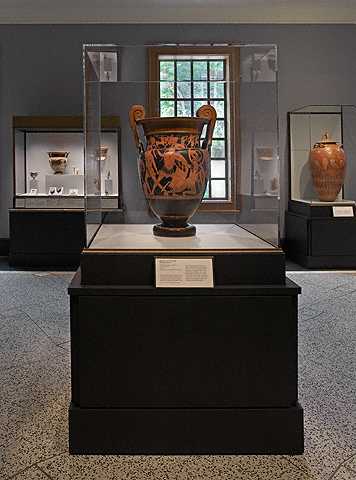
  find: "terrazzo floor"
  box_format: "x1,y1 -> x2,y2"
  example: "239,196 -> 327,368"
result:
1,257 -> 355,479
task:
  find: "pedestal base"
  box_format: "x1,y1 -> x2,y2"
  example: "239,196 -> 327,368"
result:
69,402 -> 303,455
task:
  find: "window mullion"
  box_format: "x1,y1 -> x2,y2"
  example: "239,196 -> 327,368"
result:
190,60 -> 193,117
174,61 -> 178,116
224,61 -> 229,199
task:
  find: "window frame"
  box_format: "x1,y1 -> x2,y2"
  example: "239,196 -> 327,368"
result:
147,45 -> 241,214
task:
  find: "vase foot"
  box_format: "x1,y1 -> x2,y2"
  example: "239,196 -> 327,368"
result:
153,224 -> 196,237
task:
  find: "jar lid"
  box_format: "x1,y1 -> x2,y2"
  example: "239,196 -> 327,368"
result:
314,133 -> 337,147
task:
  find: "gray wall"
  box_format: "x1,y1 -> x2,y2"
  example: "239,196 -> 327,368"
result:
1,23 -> 356,240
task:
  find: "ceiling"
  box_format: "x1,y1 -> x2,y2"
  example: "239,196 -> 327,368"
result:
0,0 -> 355,24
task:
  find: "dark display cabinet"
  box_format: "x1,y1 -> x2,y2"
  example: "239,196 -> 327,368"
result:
9,116 -> 121,267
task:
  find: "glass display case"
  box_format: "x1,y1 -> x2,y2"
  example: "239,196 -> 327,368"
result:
286,105 -> 356,268
83,43 -> 280,248
288,105 -> 356,205
13,116 -> 121,209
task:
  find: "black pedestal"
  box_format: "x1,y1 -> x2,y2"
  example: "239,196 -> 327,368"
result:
285,200 -> 356,269
68,225 -> 303,454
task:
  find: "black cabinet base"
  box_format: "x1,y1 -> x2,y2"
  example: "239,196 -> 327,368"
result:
69,402 -> 304,455
284,248 -> 356,270
285,201 -> 356,269
9,209 -> 85,268
9,252 -> 81,268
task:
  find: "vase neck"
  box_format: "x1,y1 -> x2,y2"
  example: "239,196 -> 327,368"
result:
146,133 -> 201,150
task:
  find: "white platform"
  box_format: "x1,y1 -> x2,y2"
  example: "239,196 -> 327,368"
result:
45,174 -> 84,195
88,224 -> 276,251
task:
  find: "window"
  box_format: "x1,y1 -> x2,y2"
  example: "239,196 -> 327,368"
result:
147,45 -> 241,213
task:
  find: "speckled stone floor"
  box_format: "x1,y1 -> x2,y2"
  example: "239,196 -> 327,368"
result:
1,257 -> 355,479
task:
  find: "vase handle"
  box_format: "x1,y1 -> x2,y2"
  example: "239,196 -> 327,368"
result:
129,105 -> 146,152
196,105 -> 217,148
